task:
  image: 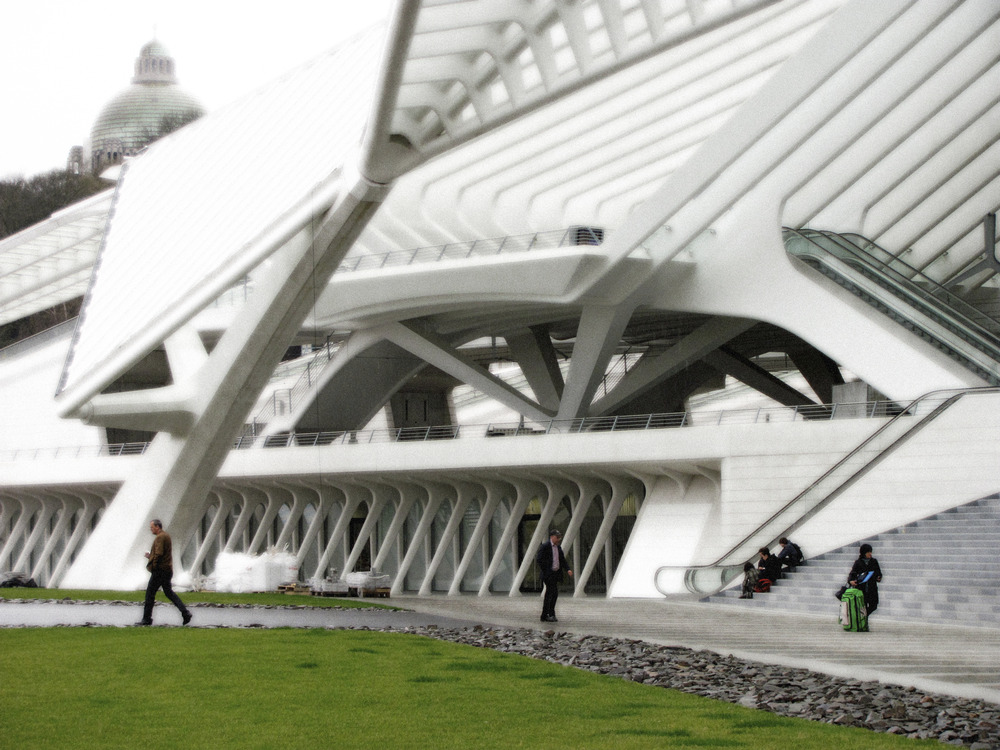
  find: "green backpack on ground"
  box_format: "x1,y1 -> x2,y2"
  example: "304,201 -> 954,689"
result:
839,586 -> 868,632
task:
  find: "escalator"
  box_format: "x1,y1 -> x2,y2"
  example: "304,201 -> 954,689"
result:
784,228 -> 1000,386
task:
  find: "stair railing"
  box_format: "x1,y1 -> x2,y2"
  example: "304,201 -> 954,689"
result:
653,386 -> 1000,597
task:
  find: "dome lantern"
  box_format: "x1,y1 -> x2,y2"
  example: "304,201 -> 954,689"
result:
132,40 -> 177,85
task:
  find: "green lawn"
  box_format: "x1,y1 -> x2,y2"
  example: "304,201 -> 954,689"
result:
0,587 -> 396,609
0,628 -> 941,750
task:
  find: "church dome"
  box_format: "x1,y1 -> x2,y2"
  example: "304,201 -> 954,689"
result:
89,40 -> 204,173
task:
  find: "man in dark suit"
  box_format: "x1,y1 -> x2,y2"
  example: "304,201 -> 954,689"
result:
537,529 -> 572,622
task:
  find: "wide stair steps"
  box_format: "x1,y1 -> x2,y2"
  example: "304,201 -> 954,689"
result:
706,495 -> 1000,629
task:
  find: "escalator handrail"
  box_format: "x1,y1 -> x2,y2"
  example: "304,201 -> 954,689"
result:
785,228 -> 1000,352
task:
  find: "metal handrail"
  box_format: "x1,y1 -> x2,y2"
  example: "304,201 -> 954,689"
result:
653,386 -> 1000,597
0,441 -> 149,462
1,398 -> 911,462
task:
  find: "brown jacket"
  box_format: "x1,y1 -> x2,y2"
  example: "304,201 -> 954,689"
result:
146,531 -> 173,573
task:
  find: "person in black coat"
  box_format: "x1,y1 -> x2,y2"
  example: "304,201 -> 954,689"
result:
849,543 -> 883,614
537,529 -> 572,622
776,537 -> 803,572
757,547 -> 781,583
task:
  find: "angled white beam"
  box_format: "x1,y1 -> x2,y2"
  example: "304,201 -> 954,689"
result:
384,321 -> 553,421
590,316 -> 755,415
556,304 -> 634,420
703,347 -> 816,407
49,494 -> 104,587
505,325 -> 564,411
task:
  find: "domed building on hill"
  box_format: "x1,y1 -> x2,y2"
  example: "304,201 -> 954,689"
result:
68,41 -> 204,175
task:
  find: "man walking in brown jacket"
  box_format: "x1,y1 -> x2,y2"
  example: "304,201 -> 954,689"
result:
136,519 -> 192,626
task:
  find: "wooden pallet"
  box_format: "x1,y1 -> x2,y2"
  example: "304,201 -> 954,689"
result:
276,583 -> 311,595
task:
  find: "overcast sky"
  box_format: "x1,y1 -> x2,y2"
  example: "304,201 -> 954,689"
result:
0,1 -> 394,180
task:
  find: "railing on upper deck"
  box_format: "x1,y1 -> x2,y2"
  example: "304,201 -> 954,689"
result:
0,397 -> 913,462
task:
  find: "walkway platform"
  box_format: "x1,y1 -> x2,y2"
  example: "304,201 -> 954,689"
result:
2,593 -> 997,705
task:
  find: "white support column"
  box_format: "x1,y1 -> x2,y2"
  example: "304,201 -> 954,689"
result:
0,496 -> 12,541
510,476 -> 557,595
576,483 -> 627,596
479,478 -> 542,596
248,488 -> 282,555
564,476 -> 604,596
344,485 -> 388,575
188,490 -> 238,577
49,494 -> 104,587
295,485 -> 330,572
222,485 -> 256,552
420,480 -> 475,595
0,497 -> 38,568
449,480 -> 502,596
273,484 -> 306,551
313,484 -> 355,580
571,475 -> 613,595
602,473 -> 651,596
31,496 -> 75,584
391,481 -> 445,596
14,494 -> 54,574
371,484 -> 415,574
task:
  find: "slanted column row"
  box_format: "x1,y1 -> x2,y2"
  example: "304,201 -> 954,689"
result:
184,469 -> 647,597
0,490 -> 110,587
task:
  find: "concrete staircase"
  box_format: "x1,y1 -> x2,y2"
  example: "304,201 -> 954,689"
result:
707,494 -> 1000,629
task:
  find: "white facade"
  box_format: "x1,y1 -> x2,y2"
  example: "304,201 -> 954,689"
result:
2,1 -> 1000,598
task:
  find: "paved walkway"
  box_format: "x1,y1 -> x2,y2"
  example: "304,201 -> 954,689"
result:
3,594 -> 998,705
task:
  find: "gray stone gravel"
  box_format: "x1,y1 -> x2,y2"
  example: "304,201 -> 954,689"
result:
4,598 -> 999,748
387,625 -> 1000,749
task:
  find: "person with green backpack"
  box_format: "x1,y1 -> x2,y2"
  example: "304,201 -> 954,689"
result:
849,543 -> 883,615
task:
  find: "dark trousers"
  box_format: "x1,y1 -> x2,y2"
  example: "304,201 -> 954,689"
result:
541,575 -> 560,619
143,569 -> 189,623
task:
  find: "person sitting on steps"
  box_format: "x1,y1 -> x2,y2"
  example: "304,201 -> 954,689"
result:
739,561 -> 759,599
776,537 -> 804,573
757,547 -> 782,584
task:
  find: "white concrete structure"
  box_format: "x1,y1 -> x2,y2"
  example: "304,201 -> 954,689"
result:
3,1 -> 1000,603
